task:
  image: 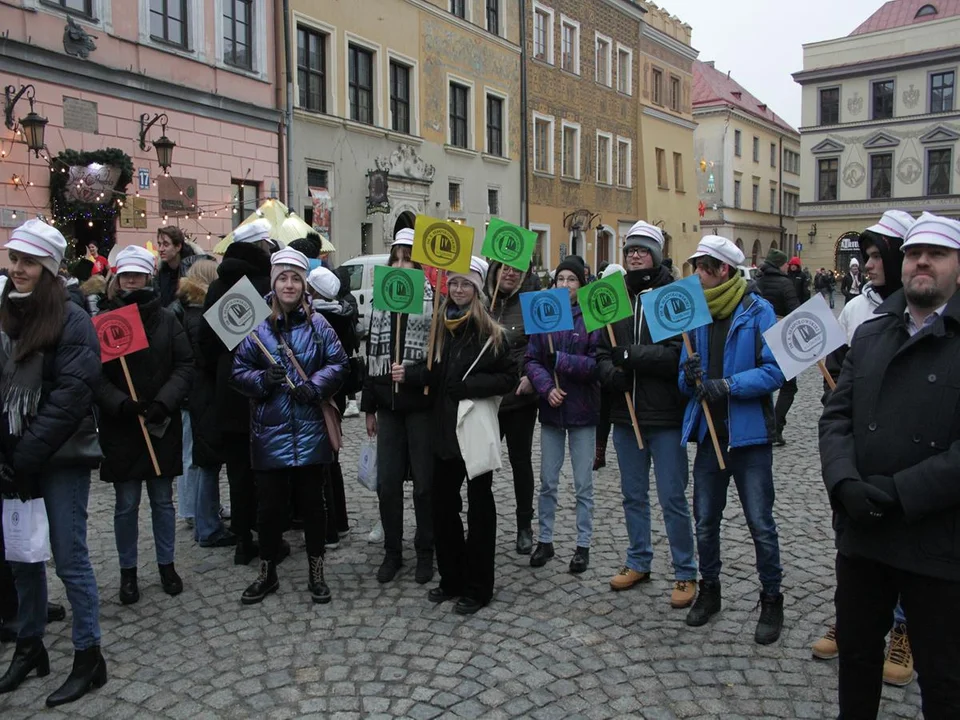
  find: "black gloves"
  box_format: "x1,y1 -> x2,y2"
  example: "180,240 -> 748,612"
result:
144,402 -> 168,425
291,383 -> 316,405
682,353 -> 703,388
863,475 -> 900,508
446,381 -> 469,401
120,398 -> 144,419
834,479 -> 895,526
611,370 -> 632,393
695,378 -> 730,404
611,347 -> 630,368
264,365 -> 288,388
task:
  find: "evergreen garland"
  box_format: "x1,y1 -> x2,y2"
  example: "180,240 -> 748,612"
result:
49,147 -> 134,224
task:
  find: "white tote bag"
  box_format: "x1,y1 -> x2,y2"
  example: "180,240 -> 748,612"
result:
456,338 -> 504,480
2,497 -> 52,563
357,439 -> 378,492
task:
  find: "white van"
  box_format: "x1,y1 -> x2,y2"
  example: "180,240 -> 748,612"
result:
338,254 -> 389,338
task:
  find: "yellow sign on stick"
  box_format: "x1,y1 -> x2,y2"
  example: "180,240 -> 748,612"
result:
411,215 -> 474,275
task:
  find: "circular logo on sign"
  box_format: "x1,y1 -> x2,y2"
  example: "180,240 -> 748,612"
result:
781,311 -> 827,363
11,511 -> 19,525
422,224 -> 461,269
531,293 -> 564,331
98,315 -> 134,356
219,294 -> 257,337
382,269 -> 416,312
654,286 -> 696,333
586,283 -> 622,326
490,226 -> 524,265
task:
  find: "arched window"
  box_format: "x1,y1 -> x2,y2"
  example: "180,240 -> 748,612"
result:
751,239 -> 763,266
735,237 -> 744,250
916,4 -> 937,18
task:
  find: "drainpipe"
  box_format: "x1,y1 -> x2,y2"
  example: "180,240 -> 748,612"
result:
282,0 -> 294,209
778,135 -> 785,253
519,0 -> 529,229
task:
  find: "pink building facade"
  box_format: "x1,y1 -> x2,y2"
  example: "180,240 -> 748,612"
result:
0,0 -> 281,258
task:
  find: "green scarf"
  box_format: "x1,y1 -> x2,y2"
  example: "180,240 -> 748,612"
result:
704,275 -> 747,320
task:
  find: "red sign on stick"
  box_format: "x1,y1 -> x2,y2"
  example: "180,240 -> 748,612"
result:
91,304 -> 149,362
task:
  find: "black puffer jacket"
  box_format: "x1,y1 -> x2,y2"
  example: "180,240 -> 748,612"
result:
199,242 -> 272,435
97,289 -> 194,483
754,262 -> 800,318
177,277 -> 221,469
312,295 -> 359,413
485,261 -> 540,414
158,242 -> 200,308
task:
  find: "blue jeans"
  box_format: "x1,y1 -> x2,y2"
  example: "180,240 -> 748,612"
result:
537,424 -> 594,548
114,477 -> 176,568
10,467 -> 101,650
176,409 -> 196,519
613,424 -> 696,580
193,464 -> 228,544
693,443 -> 782,595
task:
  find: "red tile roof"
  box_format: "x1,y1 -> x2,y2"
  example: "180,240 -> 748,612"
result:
850,0 -> 960,35
692,60 -> 798,136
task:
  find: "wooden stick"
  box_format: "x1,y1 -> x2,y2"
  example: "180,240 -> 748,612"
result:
605,325 -> 644,450
119,356 -> 161,477
394,312 -> 401,395
423,270 -> 445,396
817,359 -> 837,391
681,331 -> 726,470
490,271 -> 503,312
547,333 -> 561,391
251,331 -> 295,389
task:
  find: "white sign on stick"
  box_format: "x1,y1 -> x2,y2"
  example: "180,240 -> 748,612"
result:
763,293 -> 846,381
203,275 -> 271,351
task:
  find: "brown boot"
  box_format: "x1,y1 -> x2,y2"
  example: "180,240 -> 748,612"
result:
882,623 -> 913,686
811,625 -> 838,660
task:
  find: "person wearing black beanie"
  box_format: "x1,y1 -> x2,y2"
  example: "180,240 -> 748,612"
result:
553,255 -> 587,287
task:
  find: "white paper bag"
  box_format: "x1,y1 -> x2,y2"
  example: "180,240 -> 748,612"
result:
456,396 -> 503,480
357,439 -> 378,492
2,498 -> 51,563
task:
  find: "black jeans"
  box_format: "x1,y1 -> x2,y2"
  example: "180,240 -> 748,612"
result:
835,552 -> 960,719
596,391 -> 613,449
377,409 -> 433,554
223,431 -> 258,542
256,465 -> 326,562
432,457 -> 496,604
0,544 -> 17,625
499,404 -> 537,530
774,377 -> 798,431
324,456 -> 349,541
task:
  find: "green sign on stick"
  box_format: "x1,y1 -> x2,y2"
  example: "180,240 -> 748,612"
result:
372,265 -> 425,314
481,217 -> 537,271
577,272 -> 633,332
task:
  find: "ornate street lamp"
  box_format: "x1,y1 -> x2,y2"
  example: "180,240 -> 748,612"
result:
138,112 -> 176,174
4,85 -> 48,157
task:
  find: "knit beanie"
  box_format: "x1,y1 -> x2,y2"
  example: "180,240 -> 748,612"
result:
765,247 -> 788,267
270,247 -> 310,289
448,256 -> 487,296
554,255 -> 587,286
623,220 -> 665,267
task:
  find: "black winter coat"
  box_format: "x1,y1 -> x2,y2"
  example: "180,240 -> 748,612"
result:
819,290 -> 960,581
485,262 -> 540,414
754,263 -> 800,318
788,269 -> 811,304
97,291 -> 194,483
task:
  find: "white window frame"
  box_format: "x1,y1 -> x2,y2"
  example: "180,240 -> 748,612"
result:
293,14 -> 338,116
532,1 -> 555,65
529,222 -> 551,270
446,73 -> 476,150
596,130 -> 612,185
388,49 -> 420,137
215,0 -> 268,79
447,178 -> 464,216
484,0 -> 506,38
616,136 -> 632,188
486,184 -> 501,216
559,14 -> 580,75
483,87 -> 509,157
344,32 -> 384,127
616,43 -> 632,96
137,0 -> 205,60
30,0 -> 113,32
532,112 -> 555,174
560,120 -> 581,180
595,32 -> 612,87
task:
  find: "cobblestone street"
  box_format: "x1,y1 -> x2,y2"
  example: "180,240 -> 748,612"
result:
1,367 -> 923,719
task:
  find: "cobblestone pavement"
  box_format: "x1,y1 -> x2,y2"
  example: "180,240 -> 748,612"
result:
2,368 -> 923,718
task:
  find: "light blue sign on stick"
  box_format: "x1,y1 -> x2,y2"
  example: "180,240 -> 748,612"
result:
519,288 -> 574,335
640,274 -> 713,343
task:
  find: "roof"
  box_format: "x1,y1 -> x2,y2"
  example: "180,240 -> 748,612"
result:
692,60 -> 798,136
850,0 -> 960,35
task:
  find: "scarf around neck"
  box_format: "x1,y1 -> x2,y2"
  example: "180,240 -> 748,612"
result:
0,334 -> 43,437
367,282 -> 434,376
443,305 -> 472,333
705,275 -> 747,320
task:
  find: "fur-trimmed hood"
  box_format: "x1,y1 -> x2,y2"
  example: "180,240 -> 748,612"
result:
177,275 -> 209,307
80,274 -> 107,297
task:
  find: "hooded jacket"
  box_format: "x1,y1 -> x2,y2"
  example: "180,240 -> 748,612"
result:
485,261 -> 540,414
158,241 -> 203,307
754,262 -> 800,318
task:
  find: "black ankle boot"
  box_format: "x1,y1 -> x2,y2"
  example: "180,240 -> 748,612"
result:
377,552 -> 403,583
0,638 -> 49,693
685,580 -> 722,627
308,555 -> 331,604
530,542 -> 555,568
515,527 -> 533,555
119,568 -> 139,605
46,603 -> 66,623
45,646 -> 107,707
159,563 -> 183,596
755,592 -> 784,645
241,560 -> 278,605
415,550 -> 434,585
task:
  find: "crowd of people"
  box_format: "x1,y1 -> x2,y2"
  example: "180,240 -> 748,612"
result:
0,205 -> 957,717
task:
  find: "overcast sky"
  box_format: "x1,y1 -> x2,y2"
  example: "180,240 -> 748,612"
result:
666,0 -> 887,128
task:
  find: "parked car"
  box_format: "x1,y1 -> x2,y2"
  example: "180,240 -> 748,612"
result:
338,254 -> 389,338
737,265 -> 760,281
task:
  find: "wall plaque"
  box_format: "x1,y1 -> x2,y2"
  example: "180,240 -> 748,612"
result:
62,97 -> 99,134
158,176 -> 198,215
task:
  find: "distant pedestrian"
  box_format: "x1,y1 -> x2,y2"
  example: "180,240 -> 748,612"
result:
787,257 -> 811,303
841,258 -> 862,304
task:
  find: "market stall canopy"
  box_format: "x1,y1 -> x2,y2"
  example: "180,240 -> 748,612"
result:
213,199 -> 335,254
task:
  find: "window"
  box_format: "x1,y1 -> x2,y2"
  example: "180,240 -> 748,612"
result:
561,122 -> 580,179
870,153 -> 892,199
150,0 -> 188,47
752,136 -> 760,163
487,187 -> 500,215
783,192 -> 798,216
670,76 -> 680,111
560,17 -> 579,74
752,183 -> 759,211
819,87 -> 839,125
927,148 -> 952,196
531,227 -> 547,269
784,149 -> 800,174
533,4 -> 553,64
450,0 -> 465,19
449,82 -> 470,148
673,152 -> 684,191
818,158 -> 839,201
872,80 -> 894,120
390,61 -> 411,134
231,180 -> 259,228
734,179 -> 742,208
486,94 -> 503,156
916,4 -> 937,18
652,68 -> 663,105
656,148 -> 668,189
595,34 -> 611,86
448,182 -> 462,213
770,143 -> 777,168
486,0 -> 499,34
533,114 -> 554,173
44,0 -> 93,16
596,132 -> 611,184
617,46 -> 632,95
770,187 -> 776,214
616,137 -> 631,187
734,129 -> 742,157
223,0 -> 253,69
349,45 -> 374,125
307,168 -> 328,189
297,26 -> 326,112
930,71 -> 955,113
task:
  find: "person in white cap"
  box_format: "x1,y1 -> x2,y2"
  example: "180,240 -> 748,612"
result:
820,212 -> 960,716
841,257 -> 862,304
678,235 -> 786,644
0,220 -> 108,706
233,218 -> 278,257
97,244 -> 193,609
232,247 -> 348,606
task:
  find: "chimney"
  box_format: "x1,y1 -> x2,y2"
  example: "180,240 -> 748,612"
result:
704,60 -> 715,68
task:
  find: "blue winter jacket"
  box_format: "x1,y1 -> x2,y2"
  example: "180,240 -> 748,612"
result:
678,291 -> 784,448
231,305 -> 348,470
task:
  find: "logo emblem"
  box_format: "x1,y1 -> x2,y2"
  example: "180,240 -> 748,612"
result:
654,286 -> 695,332
10,511 -> 19,526
531,293 -> 564,331
490,226 -> 524,264
422,224 -> 461,269
381,269 -> 416,312
781,311 -> 827,363
586,283 -> 622,326
98,315 -> 135,356
219,294 -> 257,337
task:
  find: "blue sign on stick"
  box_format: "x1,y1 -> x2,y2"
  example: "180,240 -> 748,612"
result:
519,288 -> 574,335
640,274 -> 713,343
